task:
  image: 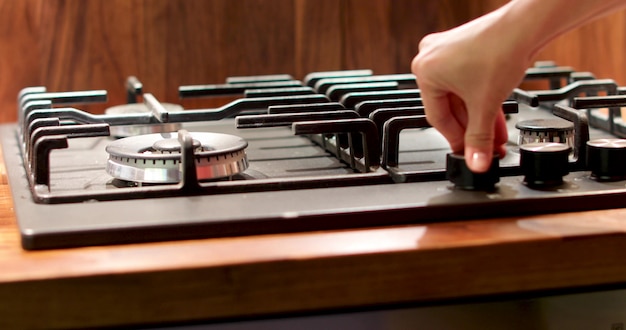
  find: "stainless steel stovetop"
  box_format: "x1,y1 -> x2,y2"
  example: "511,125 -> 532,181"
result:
4,65 -> 626,250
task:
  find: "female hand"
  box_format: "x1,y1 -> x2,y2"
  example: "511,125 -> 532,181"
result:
412,0 -> 626,173
411,10 -> 531,173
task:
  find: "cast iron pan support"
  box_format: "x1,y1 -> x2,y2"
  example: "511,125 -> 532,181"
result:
292,118 -> 380,173
552,104 -> 589,171
533,79 -> 618,105
382,115 -> 431,169
28,124 -> 111,191
126,76 -> 143,104
572,94 -> 626,138
177,130 -> 203,193
380,101 -> 520,183
32,136 -> 68,187
381,115 -> 442,183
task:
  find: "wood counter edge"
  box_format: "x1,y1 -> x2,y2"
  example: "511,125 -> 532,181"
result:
2,227 -> 626,329
4,136 -> 626,328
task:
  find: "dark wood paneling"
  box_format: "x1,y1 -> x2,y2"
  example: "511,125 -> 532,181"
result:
342,0 -> 397,72
37,0 -> 299,112
535,10 -> 626,82
341,0 -> 507,73
294,0 -> 343,78
1,0 -> 625,123
0,0 -> 43,123
38,0 -> 145,109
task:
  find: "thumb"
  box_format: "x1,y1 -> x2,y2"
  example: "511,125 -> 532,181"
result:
463,103 -> 500,173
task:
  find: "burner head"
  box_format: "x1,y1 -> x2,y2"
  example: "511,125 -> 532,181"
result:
105,103 -> 184,137
105,132 -> 248,183
515,118 -> 574,147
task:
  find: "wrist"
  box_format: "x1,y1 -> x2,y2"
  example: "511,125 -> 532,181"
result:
496,0 -> 626,61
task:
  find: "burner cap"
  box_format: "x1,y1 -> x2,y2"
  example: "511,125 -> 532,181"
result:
106,132 -> 248,183
105,103 -> 185,137
516,118 -> 574,147
152,138 -> 202,153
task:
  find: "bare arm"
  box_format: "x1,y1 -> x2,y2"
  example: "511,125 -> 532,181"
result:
411,0 -> 626,173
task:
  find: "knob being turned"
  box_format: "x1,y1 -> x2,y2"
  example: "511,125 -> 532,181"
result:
446,153 -> 499,191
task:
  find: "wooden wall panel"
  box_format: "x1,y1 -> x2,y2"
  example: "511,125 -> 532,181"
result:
342,0 -> 397,72
159,0 -> 300,109
31,0 -> 335,113
0,0 -> 43,123
1,0 -> 625,123
38,0 -> 146,109
294,0 -> 343,78
37,0 -> 300,112
535,10 -> 626,83
341,0 -> 507,74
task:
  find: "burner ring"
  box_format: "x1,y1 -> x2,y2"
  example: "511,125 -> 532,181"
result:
105,132 -> 248,183
516,118 -> 574,147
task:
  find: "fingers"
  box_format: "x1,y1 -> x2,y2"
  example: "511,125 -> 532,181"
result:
494,110 -> 509,155
419,88 -> 466,153
412,34 -> 510,174
419,83 -> 507,173
463,103 -> 508,173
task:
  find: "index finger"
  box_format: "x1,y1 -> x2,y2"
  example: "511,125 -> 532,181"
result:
420,86 -> 466,153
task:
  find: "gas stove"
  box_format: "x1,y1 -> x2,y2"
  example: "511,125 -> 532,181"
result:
4,63 -> 626,250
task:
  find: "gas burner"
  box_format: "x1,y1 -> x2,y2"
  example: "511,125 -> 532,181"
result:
516,118 -> 574,147
105,103 -> 184,137
105,132 -> 248,183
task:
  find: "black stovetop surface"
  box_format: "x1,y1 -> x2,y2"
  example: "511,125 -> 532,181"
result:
4,98 -> 626,250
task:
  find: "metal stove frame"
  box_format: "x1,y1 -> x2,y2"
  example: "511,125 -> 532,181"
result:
5,66 -> 626,250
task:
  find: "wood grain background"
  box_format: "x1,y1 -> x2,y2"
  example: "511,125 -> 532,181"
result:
1,0 -> 625,123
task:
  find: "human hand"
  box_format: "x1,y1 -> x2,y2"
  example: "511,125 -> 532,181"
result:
411,11 -> 532,173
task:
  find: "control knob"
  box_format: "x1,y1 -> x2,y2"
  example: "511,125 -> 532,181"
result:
519,142 -> 570,187
586,138 -> 626,181
446,153 -> 499,191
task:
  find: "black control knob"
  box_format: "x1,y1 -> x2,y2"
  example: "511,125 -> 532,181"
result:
446,153 -> 499,191
520,142 -> 570,187
586,138 -> 626,181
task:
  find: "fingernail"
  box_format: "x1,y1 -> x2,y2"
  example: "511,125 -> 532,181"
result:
469,151 -> 490,173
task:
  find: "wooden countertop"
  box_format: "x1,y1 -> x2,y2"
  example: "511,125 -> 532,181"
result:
3,145 -> 626,329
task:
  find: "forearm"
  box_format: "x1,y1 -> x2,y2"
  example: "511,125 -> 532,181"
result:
496,0 -> 626,60
411,0 -> 626,172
